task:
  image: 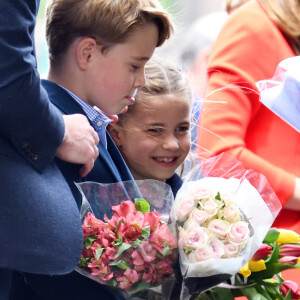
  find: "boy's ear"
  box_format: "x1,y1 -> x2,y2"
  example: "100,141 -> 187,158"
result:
76,38 -> 98,70
108,124 -> 122,147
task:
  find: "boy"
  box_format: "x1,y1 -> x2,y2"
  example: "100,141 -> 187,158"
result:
10,0 -> 173,299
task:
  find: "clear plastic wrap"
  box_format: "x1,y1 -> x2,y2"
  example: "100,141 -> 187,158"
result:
75,179 -> 178,300
173,153 -> 282,299
256,56 -> 300,133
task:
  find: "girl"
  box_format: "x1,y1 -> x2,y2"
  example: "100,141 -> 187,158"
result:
108,57 -> 193,195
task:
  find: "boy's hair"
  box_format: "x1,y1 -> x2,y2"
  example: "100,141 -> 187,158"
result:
46,0 -> 174,64
117,57 -> 192,125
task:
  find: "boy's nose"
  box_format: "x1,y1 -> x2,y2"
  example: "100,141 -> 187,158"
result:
135,69 -> 146,88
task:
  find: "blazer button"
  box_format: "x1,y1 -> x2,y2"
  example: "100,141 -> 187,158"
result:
21,141 -> 38,160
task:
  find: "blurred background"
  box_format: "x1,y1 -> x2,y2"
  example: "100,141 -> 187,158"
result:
35,0 -> 226,75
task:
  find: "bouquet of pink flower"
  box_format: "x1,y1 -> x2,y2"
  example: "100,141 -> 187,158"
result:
173,153 -> 282,299
75,180 -> 178,299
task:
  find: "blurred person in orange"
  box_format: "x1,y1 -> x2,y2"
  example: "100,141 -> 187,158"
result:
196,0 -> 300,233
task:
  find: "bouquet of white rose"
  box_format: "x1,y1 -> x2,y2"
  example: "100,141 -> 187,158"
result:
173,153 -> 282,299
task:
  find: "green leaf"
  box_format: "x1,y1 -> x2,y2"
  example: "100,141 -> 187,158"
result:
163,245 -> 171,257
215,192 -> 221,200
115,242 -> 131,259
249,263 -> 300,280
142,226 -> 150,238
79,257 -> 89,267
263,228 -> 280,244
265,242 -> 280,264
113,235 -> 123,247
109,259 -> 130,269
284,290 -> 292,300
134,198 -> 150,214
84,236 -> 97,249
240,286 -> 270,300
132,238 -> 142,248
95,248 -> 105,260
211,287 -> 235,300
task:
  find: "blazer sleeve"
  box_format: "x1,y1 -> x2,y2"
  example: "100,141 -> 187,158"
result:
196,0 -> 296,205
0,0 -> 64,172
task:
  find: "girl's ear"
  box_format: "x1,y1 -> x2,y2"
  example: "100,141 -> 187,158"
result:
76,37 -> 98,70
108,124 -> 122,147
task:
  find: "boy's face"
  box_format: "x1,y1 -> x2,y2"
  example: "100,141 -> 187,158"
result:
84,23 -> 159,115
112,95 -> 191,182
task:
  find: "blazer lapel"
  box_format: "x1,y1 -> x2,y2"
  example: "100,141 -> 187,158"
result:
42,79 -> 124,182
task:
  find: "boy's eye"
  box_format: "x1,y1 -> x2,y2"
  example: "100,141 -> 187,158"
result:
131,65 -> 140,71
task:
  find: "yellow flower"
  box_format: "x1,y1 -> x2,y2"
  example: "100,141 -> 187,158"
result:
277,229 -> 300,243
248,259 -> 267,272
238,262 -> 251,277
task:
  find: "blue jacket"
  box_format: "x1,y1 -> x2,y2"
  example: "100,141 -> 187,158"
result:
0,1 -> 83,298
10,80 -> 134,300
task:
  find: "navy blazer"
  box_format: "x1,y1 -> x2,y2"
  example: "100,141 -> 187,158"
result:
10,80 -> 134,300
0,1 -> 83,298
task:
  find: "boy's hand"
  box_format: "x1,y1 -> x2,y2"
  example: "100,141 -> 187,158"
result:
56,114 -> 99,177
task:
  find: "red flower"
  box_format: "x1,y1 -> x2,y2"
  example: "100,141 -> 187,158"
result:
280,281 -> 300,299
279,244 -> 300,257
251,244 -> 272,261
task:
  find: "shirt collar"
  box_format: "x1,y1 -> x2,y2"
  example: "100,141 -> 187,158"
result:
61,87 -> 113,149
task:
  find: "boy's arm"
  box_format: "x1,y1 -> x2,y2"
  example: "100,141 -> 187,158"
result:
0,0 -> 98,176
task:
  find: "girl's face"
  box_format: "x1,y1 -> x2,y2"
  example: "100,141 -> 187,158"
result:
111,95 -> 191,182
84,22 -> 159,115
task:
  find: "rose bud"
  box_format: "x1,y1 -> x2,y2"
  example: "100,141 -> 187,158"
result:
280,281 -> 300,299
277,229 -> 300,244
278,256 -> 299,266
279,244 -> 300,257
252,244 -> 272,261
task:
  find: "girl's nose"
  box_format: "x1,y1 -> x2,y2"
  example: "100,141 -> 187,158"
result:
162,135 -> 179,150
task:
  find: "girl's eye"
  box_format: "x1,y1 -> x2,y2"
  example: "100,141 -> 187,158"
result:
148,127 -> 162,133
176,126 -> 189,132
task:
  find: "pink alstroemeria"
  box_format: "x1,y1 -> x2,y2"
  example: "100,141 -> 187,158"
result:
280,280 -> 300,299
82,212 -> 104,237
112,200 -> 135,218
139,241 -> 156,262
154,257 -> 174,280
150,223 -> 177,254
120,211 -> 144,241
252,244 -> 272,261
117,269 -> 139,290
143,210 -> 161,232
131,249 -> 145,266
